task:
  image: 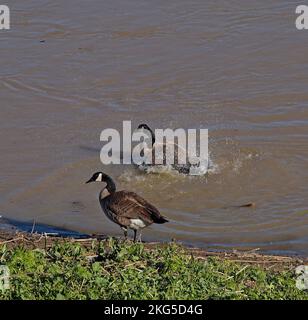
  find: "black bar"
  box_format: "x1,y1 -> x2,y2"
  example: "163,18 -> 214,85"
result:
0,300 -> 306,318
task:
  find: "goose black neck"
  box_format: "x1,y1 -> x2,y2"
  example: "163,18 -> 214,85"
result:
105,176 -> 116,194
143,126 -> 155,146
138,124 -> 155,146
149,128 -> 155,146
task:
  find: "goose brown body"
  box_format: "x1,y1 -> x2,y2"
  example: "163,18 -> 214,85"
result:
101,191 -> 167,229
86,172 -> 168,241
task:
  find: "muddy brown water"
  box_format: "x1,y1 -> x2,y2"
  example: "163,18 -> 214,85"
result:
1,1 -> 308,255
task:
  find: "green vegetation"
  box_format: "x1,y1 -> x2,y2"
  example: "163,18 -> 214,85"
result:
0,239 -> 307,300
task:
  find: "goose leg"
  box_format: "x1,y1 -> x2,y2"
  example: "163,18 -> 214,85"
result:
121,227 -> 128,240
133,230 -> 137,242
138,231 -> 143,243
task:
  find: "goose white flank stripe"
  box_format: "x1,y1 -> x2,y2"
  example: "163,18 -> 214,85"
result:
130,219 -> 146,229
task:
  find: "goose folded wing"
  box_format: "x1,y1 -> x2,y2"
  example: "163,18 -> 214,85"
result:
106,191 -> 162,224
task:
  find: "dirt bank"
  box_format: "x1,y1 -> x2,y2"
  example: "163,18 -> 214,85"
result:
0,230 -> 306,272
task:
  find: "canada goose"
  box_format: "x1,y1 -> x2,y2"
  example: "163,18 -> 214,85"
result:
136,123 -> 206,175
86,172 -> 168,242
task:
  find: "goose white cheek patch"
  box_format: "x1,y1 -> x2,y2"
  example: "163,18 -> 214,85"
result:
96,173 -> 103,182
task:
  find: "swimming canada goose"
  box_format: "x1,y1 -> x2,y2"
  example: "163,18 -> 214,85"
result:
136,123 -> 207,175
86,172 -> 168,242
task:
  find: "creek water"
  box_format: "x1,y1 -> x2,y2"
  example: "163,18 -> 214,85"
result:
0,1 -> 307,255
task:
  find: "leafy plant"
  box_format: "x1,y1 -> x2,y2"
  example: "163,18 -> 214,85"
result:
0,240 -> 307,300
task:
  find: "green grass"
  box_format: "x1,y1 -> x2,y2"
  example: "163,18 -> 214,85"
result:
0,239 -> 307,300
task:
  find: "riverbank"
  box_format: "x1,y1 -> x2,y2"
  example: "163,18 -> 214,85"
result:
0,231 -> 307,300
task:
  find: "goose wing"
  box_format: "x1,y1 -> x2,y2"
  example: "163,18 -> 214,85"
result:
106,191 -> 167,225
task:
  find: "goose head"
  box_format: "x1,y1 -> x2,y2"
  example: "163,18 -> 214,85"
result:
137,123 -> 155,145
137,123 -> 152,131
86,172 -> 116,193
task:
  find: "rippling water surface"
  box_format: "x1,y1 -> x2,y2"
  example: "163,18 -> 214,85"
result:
1,1 -> 308,255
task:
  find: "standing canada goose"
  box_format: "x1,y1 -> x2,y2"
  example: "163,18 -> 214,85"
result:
136,123 -> 207,175
86,172 -> 168,242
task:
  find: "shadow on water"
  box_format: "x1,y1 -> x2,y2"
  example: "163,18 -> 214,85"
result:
0,215 -> 90,238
